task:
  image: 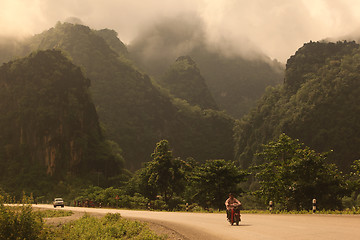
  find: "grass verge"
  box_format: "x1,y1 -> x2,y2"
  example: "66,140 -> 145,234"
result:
35,209 -> 73,218
47,213 -> 166,240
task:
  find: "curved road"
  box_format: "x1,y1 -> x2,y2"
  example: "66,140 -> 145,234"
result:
34,204 -> 360,240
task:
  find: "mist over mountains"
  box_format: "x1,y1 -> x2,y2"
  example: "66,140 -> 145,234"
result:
129,16 -> 284,118
3,1 -> 360,63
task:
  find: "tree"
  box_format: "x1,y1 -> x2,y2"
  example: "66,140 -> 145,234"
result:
189,159 -> 247,210
254,133 -> 347,210
143,140 -> 185,204
345,159 -> 360,205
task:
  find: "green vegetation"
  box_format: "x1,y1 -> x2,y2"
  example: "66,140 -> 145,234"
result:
159,56 -> 218,110
0,195 -> 164,239
49,214 -> 165,240
253,133 -> 347,210
94,29 -> 129,58
140,140 -> 185,204
189,159 -> 247,210
0,49 -> 126,197
241,208 -> 360,214
0,195 -> 46,240
128,140 -> 247,210
80,137 -> 355,212
71,140 -> 246,211
2,23 -> 360,214
36,209 -> 73,218
235,41 -> 360,171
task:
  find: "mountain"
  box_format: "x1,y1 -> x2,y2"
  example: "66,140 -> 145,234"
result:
94,28 -> 129,58
24,22 -> 176,170
159,56 -> 218,110
12,22 -> 235,170
0,50 -> 124,195
234,41 -> 360,171
190,48 -> 284,118
128,17 -> 284,118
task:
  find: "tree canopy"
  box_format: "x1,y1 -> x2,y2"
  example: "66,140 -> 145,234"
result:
253,134 -> 347,210
145,140 -> 185,204
189,159 -> 247,209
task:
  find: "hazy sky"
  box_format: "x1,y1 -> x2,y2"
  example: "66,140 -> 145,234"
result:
1,0 -> 360,62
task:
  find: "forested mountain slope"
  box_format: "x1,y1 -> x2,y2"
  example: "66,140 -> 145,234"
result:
159,56 -> 218,110
235,41 -> 360,171
15,22 -> 235,169
0,50 -> 123,194
94,28 -> 129,58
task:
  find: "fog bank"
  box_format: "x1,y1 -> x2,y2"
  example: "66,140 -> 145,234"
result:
1,0 -> 360,62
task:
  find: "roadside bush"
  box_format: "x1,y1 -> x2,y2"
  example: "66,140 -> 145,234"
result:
0,195 -> 46,240
117,193 -> 148,209
167,196 -> 184,211
151,199 -> 168,210
342,193 -> 360,209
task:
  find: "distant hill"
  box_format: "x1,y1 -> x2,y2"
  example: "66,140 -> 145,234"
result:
190,47 -> 284,118
159,56 -> 218,110
94,28 -> 129,58
11,22 -> 235,170
234,41 -> 360,171
0,50 -> 123,195
128,18 -> 284,118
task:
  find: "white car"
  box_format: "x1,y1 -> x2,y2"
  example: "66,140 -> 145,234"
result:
53,198 -> 64,208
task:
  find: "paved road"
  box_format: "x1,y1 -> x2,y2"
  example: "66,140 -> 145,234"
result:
33,204 -> 360,240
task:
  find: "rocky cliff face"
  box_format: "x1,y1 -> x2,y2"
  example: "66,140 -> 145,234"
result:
0,50 -> 116,177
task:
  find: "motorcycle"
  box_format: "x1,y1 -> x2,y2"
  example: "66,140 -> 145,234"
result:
227,203 -> 241,225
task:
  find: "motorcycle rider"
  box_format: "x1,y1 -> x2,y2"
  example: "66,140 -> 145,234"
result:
225,193 -> 241,221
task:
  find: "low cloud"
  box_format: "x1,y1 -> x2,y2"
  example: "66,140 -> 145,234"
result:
1,0 -> 360,62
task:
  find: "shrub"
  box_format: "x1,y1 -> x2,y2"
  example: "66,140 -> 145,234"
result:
0,195 -> 46,239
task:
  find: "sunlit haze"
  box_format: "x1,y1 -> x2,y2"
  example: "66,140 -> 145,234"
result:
1,0 -> 360,62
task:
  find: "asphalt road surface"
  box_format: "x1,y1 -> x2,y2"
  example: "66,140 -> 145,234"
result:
33,204 -> 360,240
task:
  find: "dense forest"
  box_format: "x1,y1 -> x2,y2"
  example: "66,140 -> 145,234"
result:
235,41 -> 360,171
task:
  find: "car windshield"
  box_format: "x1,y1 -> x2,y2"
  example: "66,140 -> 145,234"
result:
55,198 -> 63,201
